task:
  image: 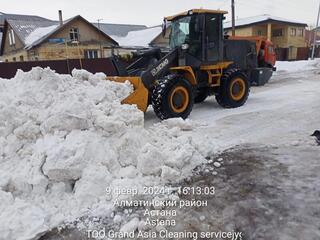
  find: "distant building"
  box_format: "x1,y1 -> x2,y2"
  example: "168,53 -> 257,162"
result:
0,13 -> 120,62
150,26 -> 170,48
111,26 -> 162,48
0,12 -> 150,62
224,15 -> 308,60
305,28 -> 320,58
0,12 -> 58,58
305,28 -> 320,47
95,22 -> 147,38
93,22 -> 149,55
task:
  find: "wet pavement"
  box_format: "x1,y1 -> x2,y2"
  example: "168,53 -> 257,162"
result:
174,144 -> 320,240
39,144 -> 320,240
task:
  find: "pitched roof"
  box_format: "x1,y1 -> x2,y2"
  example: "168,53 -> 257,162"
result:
0,12 -> 51,25
111,26 -> 162,47
0,12 -> 57,52
224,14 -> 308,29
1,15 -> 118,52
94,23 -> 147,37
7,18 -> 58,48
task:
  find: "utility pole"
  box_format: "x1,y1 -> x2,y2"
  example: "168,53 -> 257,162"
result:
97,19 -> 103,58
231,0 -> 235,36
311,1 -> 320,60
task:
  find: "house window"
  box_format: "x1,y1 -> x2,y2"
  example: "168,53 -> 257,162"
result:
70,28 -> 79,41
12,57 -> 16,62
9,29 -> 16,46
272,29 -> 283,37
298,28 -> 304,37
257,30 -> 262,36
20,55 -> 24,62
290,28 -> 296,36
84,50 -> 99,59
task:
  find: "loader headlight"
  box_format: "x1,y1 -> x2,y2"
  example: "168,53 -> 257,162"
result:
181,44 -> 189,50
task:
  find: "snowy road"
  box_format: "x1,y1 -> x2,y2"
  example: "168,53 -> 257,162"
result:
39,60 -> 320,240
169,145 -> 320,240
146,60 -> 320,150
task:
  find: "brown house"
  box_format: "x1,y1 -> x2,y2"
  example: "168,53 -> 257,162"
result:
0,14 -> 118,62
224,15 -> 308,60
306,28 -> 320,46
305,28 -> 320,58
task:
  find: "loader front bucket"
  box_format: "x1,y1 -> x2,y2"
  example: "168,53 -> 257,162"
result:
106,76 -> 149,112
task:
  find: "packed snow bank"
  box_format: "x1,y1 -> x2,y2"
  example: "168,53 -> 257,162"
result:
0,68 -> 209,240
275,59 -> 320,73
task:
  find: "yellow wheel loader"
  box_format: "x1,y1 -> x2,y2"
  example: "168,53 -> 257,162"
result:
107,9 -> 270,120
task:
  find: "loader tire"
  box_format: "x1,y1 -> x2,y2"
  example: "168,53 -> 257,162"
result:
194,88 -> 209,104
215,69 -> 250,108
152,75 -> 194,120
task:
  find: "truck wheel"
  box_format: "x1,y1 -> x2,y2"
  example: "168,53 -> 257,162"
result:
194,88 -> 209,103
152,75 -> 194,120
216,69 -> 250,108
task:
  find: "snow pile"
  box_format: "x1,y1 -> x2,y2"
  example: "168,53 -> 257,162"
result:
0,68 -> 209,240
275,59 -> 320,73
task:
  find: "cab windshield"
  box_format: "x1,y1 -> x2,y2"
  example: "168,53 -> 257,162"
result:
169,16 -> 193,48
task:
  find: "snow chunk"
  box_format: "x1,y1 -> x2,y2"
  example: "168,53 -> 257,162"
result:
213,162 -> 222,168
161,166 -> 181,182
137,143 -> 165,175
119,217 -> 140,233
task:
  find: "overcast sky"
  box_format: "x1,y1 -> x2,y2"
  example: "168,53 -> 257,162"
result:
1,0 -> 319,27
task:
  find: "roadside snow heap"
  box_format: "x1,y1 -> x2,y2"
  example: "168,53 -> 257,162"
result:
0,67 -> 210,240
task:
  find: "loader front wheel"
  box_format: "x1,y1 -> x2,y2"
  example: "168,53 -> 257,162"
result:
216,69 -> 250,108
152,75 -> 194,120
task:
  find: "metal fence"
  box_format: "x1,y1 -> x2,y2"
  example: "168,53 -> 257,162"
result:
0,58 -> 117,79
275,47 -> 315,61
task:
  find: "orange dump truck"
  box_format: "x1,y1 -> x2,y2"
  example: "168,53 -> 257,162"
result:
227,36 -> 276,86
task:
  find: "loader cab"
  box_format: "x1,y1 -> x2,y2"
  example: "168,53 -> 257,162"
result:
164,9 -> 226,66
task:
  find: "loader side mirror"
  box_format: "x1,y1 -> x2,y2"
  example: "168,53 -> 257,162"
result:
162,19 -> 167,37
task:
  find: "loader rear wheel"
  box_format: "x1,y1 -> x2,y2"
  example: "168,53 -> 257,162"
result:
216,69 -> 250,108
152,75 -> 194,120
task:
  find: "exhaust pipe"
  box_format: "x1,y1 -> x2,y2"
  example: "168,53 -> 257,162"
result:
58,10 -> 63,26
